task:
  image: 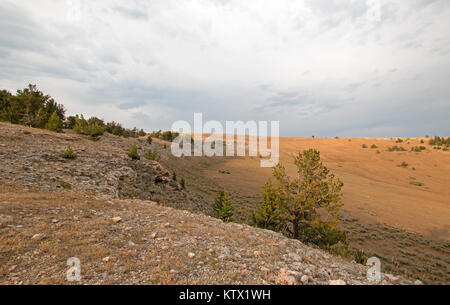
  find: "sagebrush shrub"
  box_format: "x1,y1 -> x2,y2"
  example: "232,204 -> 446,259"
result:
388,146 -> 406,152
411,146 -> 426,152
143,149 -> 160,161
128,145 -> 140,160
398,161 -> 408,168
60,145 -> 77,159
410,181 -> 424,187
354,249 -> 367,265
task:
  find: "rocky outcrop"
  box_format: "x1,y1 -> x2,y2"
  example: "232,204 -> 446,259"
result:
0,123 -> 200,211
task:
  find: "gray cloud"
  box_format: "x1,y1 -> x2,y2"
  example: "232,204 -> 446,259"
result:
113,4 -> 148,20
0,0 -> 449,137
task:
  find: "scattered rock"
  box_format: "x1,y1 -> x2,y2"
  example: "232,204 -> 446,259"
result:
0,215 -> 13,224
141,173 -> 152,184
112,217 -> 122,223
288,252 -> 302,262
277,269 -> 297,285
188,252 -> 196,258
31,233 -> 45,241
301,275 -> 309,284
102,257 -> 110,263
260,266 -> 270,273
329,279 -> 346,285
155,175 -> 170,184
385,274 -> 399,282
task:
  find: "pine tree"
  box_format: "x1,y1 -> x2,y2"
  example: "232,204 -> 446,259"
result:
128,145 -> 140,160
253,180 -> 281,231
214,190 -> 234,222
273,149 -> 346,247
32,107 -> 48,128
172,171 -> 177,182
1,96 -> 23,124
180,178 -> 186,190
46,111 -> 63,132
73,115 -> 106,138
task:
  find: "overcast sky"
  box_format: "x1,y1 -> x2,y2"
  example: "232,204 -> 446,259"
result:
0,0 -> 449,137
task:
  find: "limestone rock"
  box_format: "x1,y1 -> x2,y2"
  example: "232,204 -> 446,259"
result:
112,217 -> 122,223
329,279 -> 346,285
31,233 -> 45,241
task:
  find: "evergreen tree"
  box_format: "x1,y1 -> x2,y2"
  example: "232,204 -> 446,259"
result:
73,115 -> 106,138
214,190 -> 234,222
253,180 -> 281,231
0,85 -> 64,126
64,116 -> 77,129
46,111 -> 63,132
0,89 -> 12,113
128,144 -> 140,160
1,95 -> 23,124
33,107 -> 48,128
273,149 -> 347,247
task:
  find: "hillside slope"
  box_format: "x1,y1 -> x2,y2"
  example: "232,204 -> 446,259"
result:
0,123 -> 417,285
159,136 -> 449,284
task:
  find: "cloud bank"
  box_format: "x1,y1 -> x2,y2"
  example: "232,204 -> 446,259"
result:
0,0 -> 449,136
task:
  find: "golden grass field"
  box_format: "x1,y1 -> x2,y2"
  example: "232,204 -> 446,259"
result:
200,136 -> 450,241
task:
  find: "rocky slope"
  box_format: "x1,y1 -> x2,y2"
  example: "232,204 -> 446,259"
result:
0,123 -> 419,284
